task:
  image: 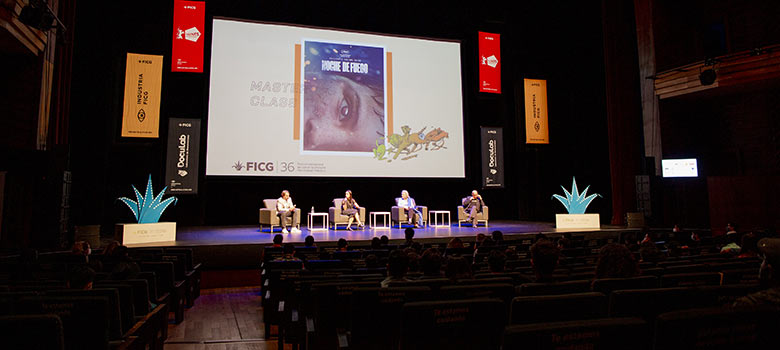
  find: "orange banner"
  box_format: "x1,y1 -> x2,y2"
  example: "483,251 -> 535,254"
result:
122,53 -> 163,138
524,78 -> 549,144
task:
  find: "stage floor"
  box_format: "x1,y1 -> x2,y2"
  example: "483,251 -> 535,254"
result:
126,220 -> 629,248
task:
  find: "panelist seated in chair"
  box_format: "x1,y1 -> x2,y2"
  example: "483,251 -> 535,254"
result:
341,190 -> 365,230
396,190 -> 423,228
462,190 -> 485,227
277,190 -> 301,233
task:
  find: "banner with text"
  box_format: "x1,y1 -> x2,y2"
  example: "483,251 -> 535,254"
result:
524,78 -> 549,144
479,32 -> 501,93
122,53 -> 163,138
165,118 -> 200,194
481,127 -> 504,188
172,0 -> 205,72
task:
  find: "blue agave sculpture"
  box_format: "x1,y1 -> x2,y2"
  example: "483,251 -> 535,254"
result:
552,177 -> 601,214
118,175 -> 178,224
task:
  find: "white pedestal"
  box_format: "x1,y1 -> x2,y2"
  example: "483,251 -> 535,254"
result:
117,222 -> 177,245
555,214 -> 600,229
308,212 -> 328,231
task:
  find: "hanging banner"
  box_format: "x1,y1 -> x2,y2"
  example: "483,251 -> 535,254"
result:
478,31 -> 501,93
121,53 -> 163,138
481,127 -> 504,188
524,78 -> 549,144
172,0 -> 205,72
165,118 -> 200,194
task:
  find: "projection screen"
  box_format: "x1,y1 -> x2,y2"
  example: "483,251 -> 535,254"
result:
206,18 -> 465,177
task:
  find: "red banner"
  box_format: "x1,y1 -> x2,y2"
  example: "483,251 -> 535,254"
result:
478,31 -> 501,93
172,0 -> 205,72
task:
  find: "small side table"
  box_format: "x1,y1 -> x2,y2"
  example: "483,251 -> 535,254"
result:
308,212 -> 328,231
428,210 -> 451,228
370,211 -> 391,229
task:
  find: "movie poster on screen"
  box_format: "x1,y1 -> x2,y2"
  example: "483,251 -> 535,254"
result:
165,118 -> 200,194
524,78 -> 549,144
172,0 -> 205,72
122,53 -> 163,138
481,127 -> 504,188
479,32 -> 501,93
301,40 -> 386,154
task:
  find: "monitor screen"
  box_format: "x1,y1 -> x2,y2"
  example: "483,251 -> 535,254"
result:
662,158 -> 699,178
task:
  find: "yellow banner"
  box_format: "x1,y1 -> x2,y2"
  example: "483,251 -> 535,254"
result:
122,53 -> 163,138
524,78 -> 549,144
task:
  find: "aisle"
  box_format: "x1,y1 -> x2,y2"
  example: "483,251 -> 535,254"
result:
165,287 -> 291,350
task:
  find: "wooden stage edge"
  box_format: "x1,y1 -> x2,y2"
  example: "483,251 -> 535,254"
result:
125,220 -> 638,248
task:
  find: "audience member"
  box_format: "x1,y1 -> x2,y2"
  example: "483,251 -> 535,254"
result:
102,240 -> 120,256
639,241 -> 665,263
304,235 -> 316,248
337,238 -> 349,251
474,233 -> 487,249
488,250 -> 507,273
108,245 -> 140,280
274,244 -> 302,261
370,237 -> 381,250
504,248 -> 519,261
720,233 -> 742,256
491,230 -> 504,244
530,240 -> 560,282
68,266 -> 95,290
271,234 -> 284,248
557,232 -> 572,250
445,256 -> 473,281
534,233 -> 548,243
673,224 -> 682,233
595,243 -> 640,279
726,223 -> 738,235
382,250 -> 410,287
72,240 -> 92,256
447,237 -> 465,249
364,254 -> 380,269
419,248 -> 443,278
379,235 -> 389,247
404,248 -> 420,273
737,233 -> 759,259
734,238 -> 780,306
403,227 -> 415,247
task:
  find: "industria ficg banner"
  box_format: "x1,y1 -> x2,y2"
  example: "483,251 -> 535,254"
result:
165,118 -> 200,194
481,127 -> 504,188
121,53 -> 163,138
524,78 -> 549,144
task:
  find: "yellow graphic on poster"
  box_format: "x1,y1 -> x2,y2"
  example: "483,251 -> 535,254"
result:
524,78 -> 549,144
122,53 -> 163,138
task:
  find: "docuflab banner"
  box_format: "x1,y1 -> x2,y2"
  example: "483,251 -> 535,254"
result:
481,126 -> 504,188
165,118 -> 200,194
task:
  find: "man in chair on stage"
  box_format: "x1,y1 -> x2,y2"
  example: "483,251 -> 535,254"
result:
277,190 -> 300,233
462,190 -> 485,227
397,190 -> 422,228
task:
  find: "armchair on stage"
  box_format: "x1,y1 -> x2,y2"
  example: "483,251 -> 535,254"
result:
329,198 -> 366,230
457,204 -> 489,227
391,198 -> 428,228
258,199 -> 301,232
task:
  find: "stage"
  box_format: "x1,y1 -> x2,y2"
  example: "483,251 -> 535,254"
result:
123,220 -> 634,269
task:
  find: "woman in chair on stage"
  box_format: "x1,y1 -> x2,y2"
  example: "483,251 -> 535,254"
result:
342,190 -> 364,230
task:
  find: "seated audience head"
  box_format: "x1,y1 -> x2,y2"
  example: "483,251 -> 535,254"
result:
272,234 -> 283,246
304,235 -> 315,247
283,243 -> 295,256
491,230 -> 504,243
445,256 -> 473,280
504,248 -> 519,261
420,248 -> 443,277
530,240 -> 560,282
102,241 -> 120,255
68,266 -> 95,290
488,250 -> 507,273
673,224 -> 682,232
535,233 -> 547,243
404,227 -> 415,242
639,241 -> 664,263
558,232 -> 572,249
475,233 -> 486,248
371,237 -> 381,249
337,238 -> 349,251
405,248 -> 420,273
447,237 -> 465,249
387,249 -> 409,278
364,254 -> 379,268
727,222 -> 737,234
595,243 -> 640,279
380,235 -> 389,246
481,237 -> 496,247
72,241 -> 91,256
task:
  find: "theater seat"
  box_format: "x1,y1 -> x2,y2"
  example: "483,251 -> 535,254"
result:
653,306 -> 780,349
400,298 -> 506,350
0,314 -> 64,350
503,317 -> 648,350
510,292 -> 607,324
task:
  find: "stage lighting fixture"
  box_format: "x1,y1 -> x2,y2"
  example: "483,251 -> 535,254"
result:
699,68 -> 716,86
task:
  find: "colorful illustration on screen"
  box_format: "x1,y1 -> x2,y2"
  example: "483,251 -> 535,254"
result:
301,41 -> 386,153
373,125 -> 449,162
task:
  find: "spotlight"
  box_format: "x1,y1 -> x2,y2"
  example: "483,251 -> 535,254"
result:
699,68 -> 717,86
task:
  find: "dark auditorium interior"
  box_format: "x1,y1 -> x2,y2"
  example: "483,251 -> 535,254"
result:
1,0 -> 779,349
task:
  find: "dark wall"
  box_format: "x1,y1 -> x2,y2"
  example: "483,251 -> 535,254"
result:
67,1 -> 613,230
